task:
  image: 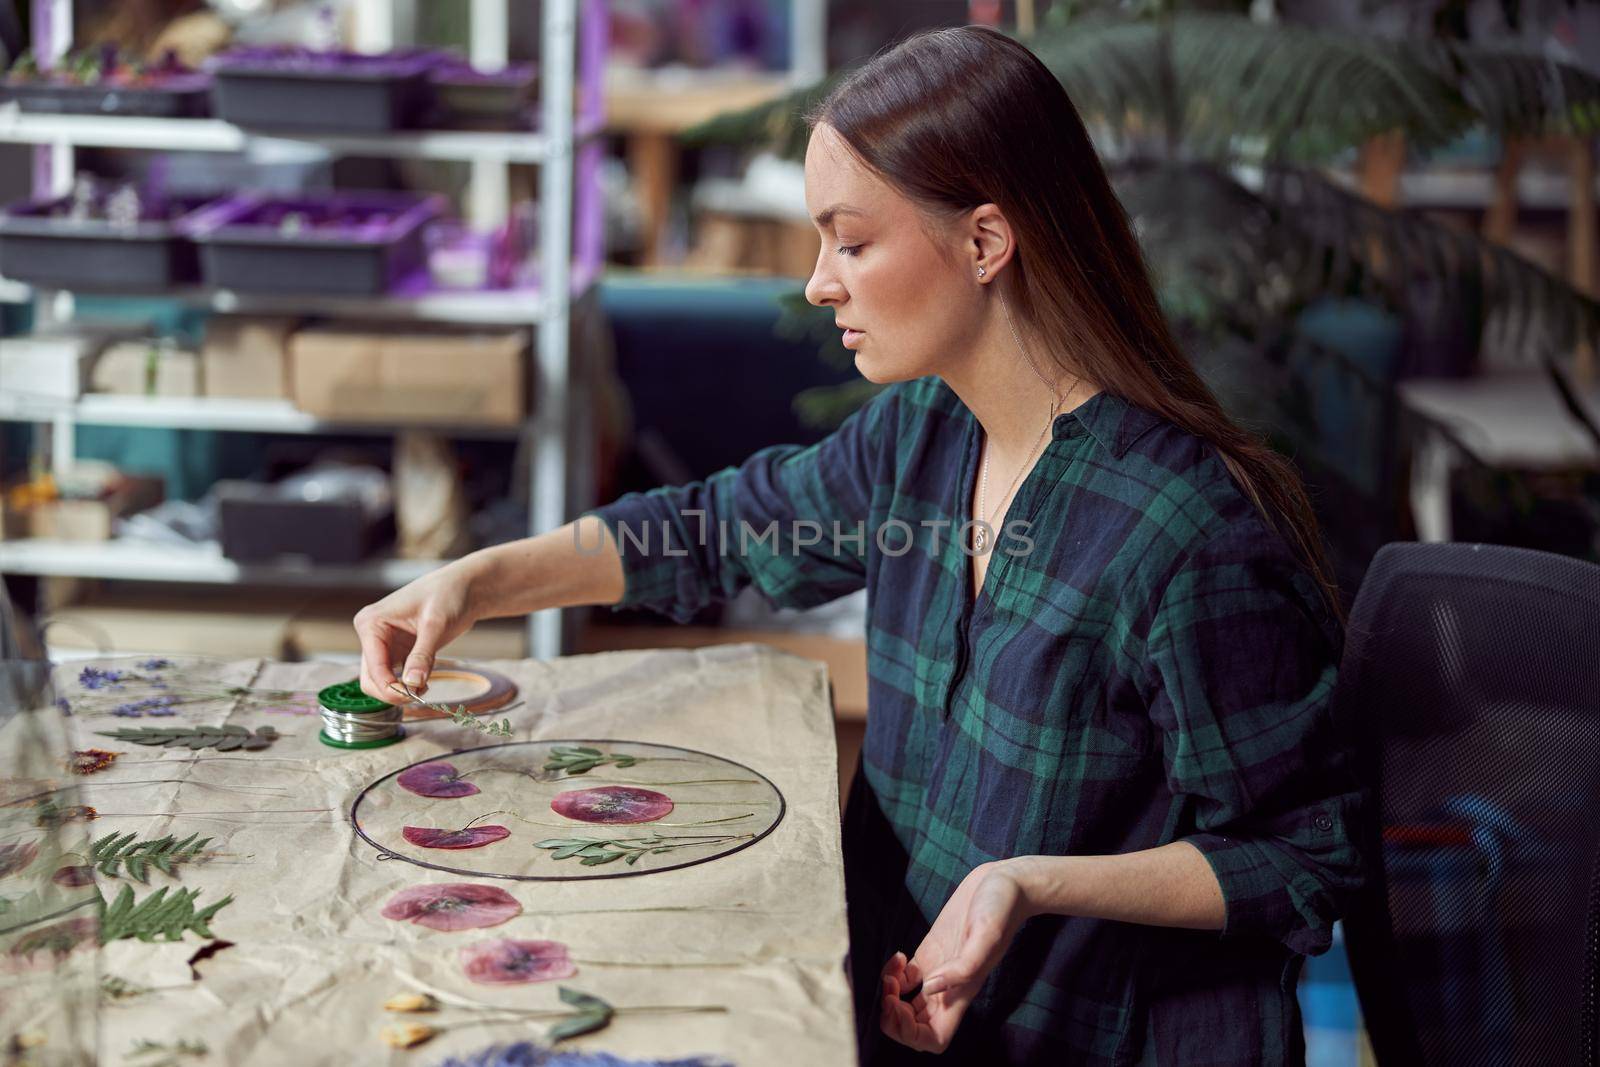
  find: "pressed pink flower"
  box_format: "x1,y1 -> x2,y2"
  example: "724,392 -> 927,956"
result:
397,762 -> 480,799
550,785 -> 673,824
459,938 -> 576,985
0,842 -> 39,878
402,824 -> 510,850
51,864 -> 95,888
380,883 -> 521,931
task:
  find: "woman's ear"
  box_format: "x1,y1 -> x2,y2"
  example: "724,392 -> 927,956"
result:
968,203 -> 1016,281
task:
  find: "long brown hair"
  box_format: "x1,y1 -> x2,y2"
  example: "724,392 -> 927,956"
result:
805,25 -> 1343,620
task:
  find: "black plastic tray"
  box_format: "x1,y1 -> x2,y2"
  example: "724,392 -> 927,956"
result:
216,482 -> 392,565
209,55 -> 432,133
0,77 -> 212,118
0,195 -> 215,290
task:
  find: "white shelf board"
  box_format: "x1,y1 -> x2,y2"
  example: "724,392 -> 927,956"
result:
0,395 -> 524,437
0,261 -> 599,326
0,106 -> 607,163
0,537 -> 444,587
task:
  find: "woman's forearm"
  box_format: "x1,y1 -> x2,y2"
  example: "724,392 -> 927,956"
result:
1005,840 -> 1226,931
457,515 -> 627,622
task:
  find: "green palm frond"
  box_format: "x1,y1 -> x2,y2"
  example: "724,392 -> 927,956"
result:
1117,158 -> 1598,369
677,71 -> 850,160
1031,14 -> 1471,162
1258,165 -> 1599,365
1429,40 -> 1600,136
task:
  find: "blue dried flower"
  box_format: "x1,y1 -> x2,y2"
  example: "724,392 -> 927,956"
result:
54,697 -> 72,716
78,666 -> 128,691
138,658 -> 172,671
108,694 -> 181,718
432,1045 -> 726,1067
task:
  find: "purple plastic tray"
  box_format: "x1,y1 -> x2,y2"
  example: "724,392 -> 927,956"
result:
186,191 -> 446,295
0,192 -> 218,289
208,46 -> 435,79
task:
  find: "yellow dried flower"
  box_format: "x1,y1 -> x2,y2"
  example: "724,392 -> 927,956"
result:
383,992 -> 439,1013
379,1022 -> 437,1049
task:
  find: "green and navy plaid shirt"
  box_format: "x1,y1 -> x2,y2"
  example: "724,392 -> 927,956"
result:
589,377 -> 1366,1066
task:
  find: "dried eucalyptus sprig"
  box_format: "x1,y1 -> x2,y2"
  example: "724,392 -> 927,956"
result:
534,831 -> 756,867
98,884 -> 233,943
545,745 -> 635,776
388,681 -> 514,737
101,974 -> 152,1000
126,1037 -> 207,1066
95,724 -> 279,751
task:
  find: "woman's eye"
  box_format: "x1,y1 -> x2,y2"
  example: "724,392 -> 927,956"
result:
835,244 -> 862,257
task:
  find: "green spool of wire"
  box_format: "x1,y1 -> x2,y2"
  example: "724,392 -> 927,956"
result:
317,679 -> 404,749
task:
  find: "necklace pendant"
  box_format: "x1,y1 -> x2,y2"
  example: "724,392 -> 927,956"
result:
972,524 -> 988,554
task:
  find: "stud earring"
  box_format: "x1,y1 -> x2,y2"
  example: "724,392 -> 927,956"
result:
977,266 -> 987,278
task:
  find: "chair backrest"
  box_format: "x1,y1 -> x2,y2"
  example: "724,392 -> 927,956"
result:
1338,542 -> 1600,1067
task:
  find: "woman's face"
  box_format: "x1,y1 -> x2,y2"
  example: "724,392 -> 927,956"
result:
803,123 -> 982,384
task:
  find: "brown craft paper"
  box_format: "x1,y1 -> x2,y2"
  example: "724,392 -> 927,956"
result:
0,646 -> 856,1066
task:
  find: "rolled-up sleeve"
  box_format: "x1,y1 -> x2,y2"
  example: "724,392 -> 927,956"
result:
1144,522 -> 1367,956
584,384 -> 896,624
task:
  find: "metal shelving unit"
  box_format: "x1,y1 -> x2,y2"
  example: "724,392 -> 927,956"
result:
0,0 -> 608,659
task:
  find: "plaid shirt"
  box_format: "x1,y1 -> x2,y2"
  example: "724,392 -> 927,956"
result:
589,378 -> 1367,1066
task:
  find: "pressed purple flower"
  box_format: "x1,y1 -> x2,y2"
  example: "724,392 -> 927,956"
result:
0,841 -> 39,877
138,658 -> 172,671
550,786 -> 674,825
397,762 -> 480,799
381,883 -> 521,931
54,697 -> 72,716
459,938 -> 576,985
402,824 -> 511,850
52,864 -> 94,888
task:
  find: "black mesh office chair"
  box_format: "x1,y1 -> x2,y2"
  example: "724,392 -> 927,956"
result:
1338,542 -> 1600,1067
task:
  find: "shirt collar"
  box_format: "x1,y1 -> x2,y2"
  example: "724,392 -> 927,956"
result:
1052,390 -> 1163,458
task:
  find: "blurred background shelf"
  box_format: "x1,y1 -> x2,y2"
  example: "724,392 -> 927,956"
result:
0,394 -> 526,438
0,536 -> 440,587
0,106 -> 609,162
0,256 -> 601,325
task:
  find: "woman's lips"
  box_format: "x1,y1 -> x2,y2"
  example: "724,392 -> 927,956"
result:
842,329 -> 864,348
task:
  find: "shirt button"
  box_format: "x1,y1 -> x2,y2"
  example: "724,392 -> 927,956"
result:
1314,813 -> 1334,832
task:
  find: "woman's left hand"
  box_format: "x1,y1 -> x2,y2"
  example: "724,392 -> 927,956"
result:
879,859 -> 1035,1053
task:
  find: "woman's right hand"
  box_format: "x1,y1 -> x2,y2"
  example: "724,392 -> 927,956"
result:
353,562 -> 477,704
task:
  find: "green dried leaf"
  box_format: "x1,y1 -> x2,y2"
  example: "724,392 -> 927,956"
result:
90,832 -> 212,882
98,885 -> 233,944
547,987 -> 614,1044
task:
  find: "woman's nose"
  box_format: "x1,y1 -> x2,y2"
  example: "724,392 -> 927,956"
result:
805,254 -> 843,307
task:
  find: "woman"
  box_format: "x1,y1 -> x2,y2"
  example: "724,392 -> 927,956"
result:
356,25 -> 1366,1066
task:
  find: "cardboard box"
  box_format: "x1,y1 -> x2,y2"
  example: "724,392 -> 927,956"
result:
203,315 -> 297,399
289,324 -> 527,426
3,474 -> 167,542
0,323 -> 149,402
92,340 -> 204,397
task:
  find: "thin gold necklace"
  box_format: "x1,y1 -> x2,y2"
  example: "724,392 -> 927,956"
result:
973,296 -> 1080,555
